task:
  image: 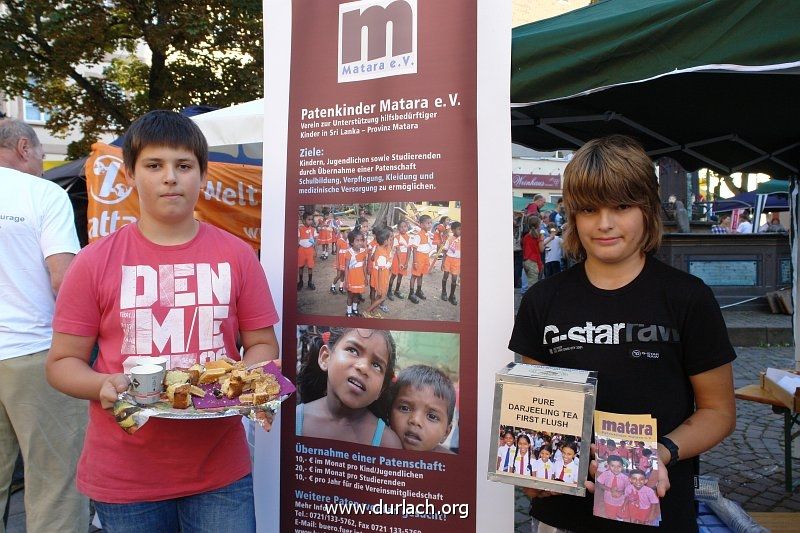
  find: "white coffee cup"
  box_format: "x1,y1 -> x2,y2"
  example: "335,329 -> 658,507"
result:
130,364 -> 164,405
122,356 -> 146,375
147,356 -> 169,371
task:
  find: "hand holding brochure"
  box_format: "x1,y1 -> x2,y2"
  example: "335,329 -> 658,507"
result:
593,410 -> 660,526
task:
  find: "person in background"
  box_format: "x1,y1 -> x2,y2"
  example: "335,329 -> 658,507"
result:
526,194 -> 545,217
759,212 -> 786,233
543,225 -> 563,278
0,118 -> 89,533
711,214 -> 731,234
736,211 -> 753,233
513,211 -> 525,290
521,216 -> 544,290
553,198 -> 566,228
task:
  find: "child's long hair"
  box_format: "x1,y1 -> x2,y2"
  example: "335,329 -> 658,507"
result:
512,434 -> 533,475
562,135 -> 662,260
297,328 -> 397,420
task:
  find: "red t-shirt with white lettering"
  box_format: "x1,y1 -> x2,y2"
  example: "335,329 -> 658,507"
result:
53,222 -> 279,503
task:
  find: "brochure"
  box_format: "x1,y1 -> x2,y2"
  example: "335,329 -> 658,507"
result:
593,410 -> 660,526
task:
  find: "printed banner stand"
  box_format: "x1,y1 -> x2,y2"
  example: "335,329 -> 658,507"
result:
258,1 -> 512,531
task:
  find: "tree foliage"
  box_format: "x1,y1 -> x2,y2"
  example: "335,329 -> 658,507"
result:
0,0 -> 263,157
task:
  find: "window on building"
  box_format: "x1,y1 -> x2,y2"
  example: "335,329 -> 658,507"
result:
23,97 -> 49,123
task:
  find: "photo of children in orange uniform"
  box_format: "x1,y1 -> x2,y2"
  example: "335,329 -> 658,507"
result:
295,203 -> 461,322
296,326 -> 459,453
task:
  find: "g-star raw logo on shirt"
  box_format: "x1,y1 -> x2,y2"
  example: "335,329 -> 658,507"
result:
543,322 -> 679,346
630,348 -> 660,360
119,263 -> 231,362
338,0 -> 417,83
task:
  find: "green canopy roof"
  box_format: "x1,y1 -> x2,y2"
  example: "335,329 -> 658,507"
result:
754,179 -> 790,194
511,0 -> 800,178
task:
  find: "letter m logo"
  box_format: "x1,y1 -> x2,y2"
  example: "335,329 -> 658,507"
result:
338,0 -> 417,83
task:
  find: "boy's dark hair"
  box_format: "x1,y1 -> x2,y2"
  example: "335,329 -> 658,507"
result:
606,439 -> 616,447
642,448 -> 653,457
391,365 -> 456,424
374,226 -> 393,246
302,211 -> 313,221
450,221 -> 461,231
629,469 -> 646,477
439,216 -> 449,224
347,228 -> 362,246
123,110 -> 208,176
607,454 -> 624,465
419,214 -> 432,223
297,328 -> 397,420
356,216 -> 368,226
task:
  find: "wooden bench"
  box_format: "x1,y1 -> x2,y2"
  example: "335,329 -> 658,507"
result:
735,384 -> 800,492
751,512 -> 798,532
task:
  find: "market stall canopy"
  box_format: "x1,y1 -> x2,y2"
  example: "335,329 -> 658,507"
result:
191,99 -> 265,146
511,0 -> 800,179
712,191 -> 789,213
754,179 -> 790,194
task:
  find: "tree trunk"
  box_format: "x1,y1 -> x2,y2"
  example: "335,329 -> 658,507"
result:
372,202 -> 403,229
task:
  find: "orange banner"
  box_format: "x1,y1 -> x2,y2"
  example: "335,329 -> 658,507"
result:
85,143 -> 262,249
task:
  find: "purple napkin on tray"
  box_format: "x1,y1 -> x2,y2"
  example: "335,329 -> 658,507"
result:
191,361 -> 295,409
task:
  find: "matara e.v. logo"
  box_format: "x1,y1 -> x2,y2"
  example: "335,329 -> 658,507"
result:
338,0 -> 417,83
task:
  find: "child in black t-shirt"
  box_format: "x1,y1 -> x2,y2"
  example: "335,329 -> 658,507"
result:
509,135 -> 736,533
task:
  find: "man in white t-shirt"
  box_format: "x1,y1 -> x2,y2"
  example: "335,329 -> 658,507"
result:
0,119 -> 88,532
543,227 -> 564,278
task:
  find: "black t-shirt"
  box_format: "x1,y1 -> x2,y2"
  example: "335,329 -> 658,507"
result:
508,255 -> 735,533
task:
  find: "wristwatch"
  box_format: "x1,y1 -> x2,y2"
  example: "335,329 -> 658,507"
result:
657,436 -> 680,467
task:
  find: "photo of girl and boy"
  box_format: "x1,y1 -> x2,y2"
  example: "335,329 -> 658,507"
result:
593,438 -> 661,526
295,202 -> 462,321
294,326 -> 459,454
495,426 -> 581,485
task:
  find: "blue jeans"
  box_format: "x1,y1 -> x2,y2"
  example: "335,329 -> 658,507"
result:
93,474 -> 255,533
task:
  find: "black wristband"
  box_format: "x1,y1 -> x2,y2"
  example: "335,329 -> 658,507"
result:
658,436 -> 680,467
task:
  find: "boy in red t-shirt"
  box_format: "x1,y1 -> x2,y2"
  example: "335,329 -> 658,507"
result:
521,217 -> 543,290
45,111 -> 279,531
